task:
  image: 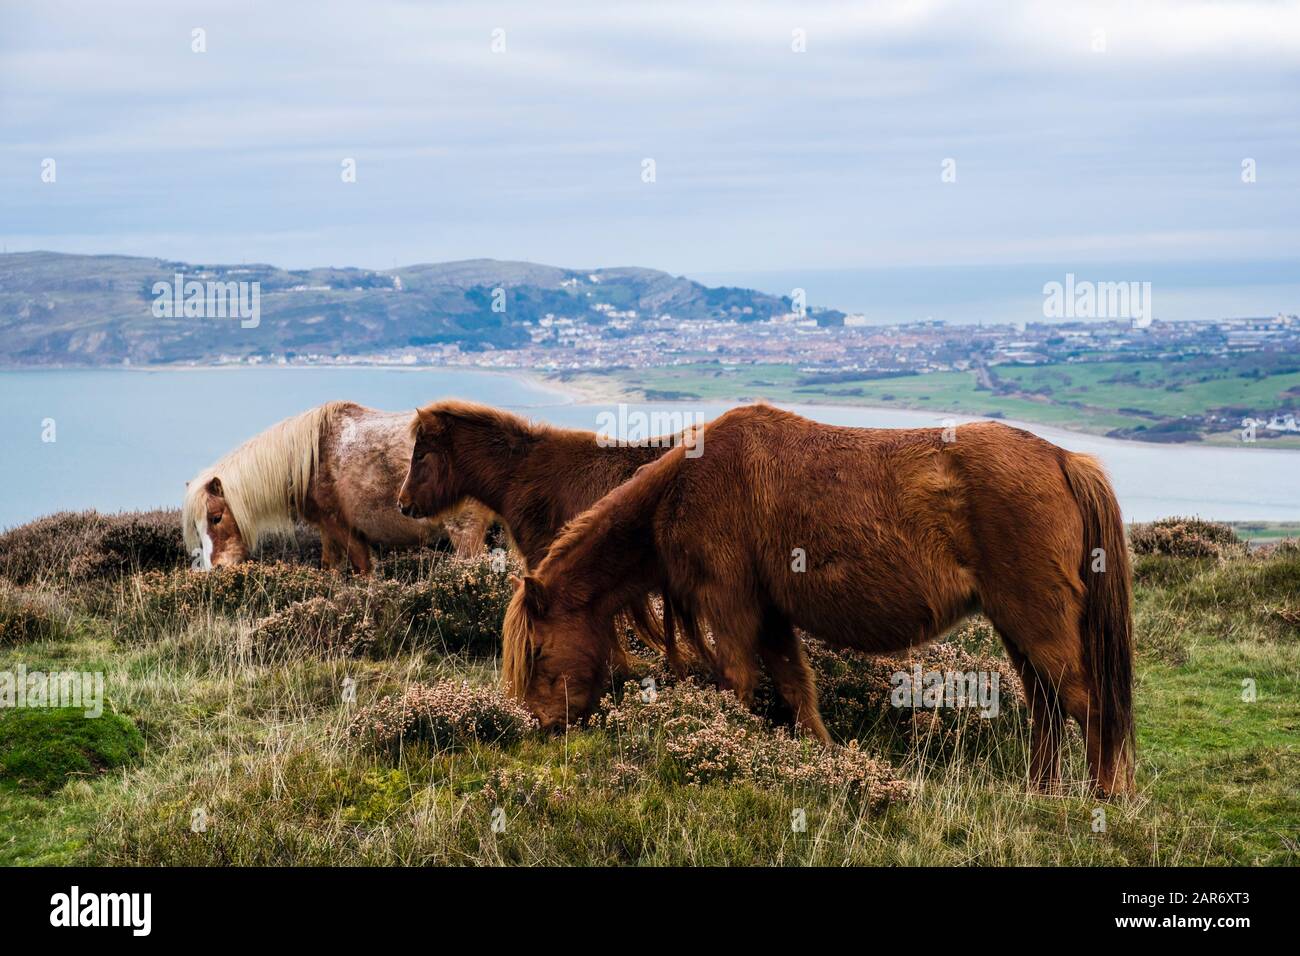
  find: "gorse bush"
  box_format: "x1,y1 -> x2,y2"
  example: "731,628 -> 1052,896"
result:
601,680 -> 909,805
1129,516 -> 1245,559
345,679 -> 537,754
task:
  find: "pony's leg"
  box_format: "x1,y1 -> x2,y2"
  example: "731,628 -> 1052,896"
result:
757,615 -> 830,745
987,602 -> 1114,794
1054,654 -> 1120,797
346,534 -> 373,575
320,529 -> 341,570
448,504 -> 490,559
708,601 -> 763,709
1000,639 -> 1065,793
322,517 -> 372,575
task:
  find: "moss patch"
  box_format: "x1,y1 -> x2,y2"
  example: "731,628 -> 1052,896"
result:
0,707 -> 144,794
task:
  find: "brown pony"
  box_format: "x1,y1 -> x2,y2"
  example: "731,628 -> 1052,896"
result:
395,400 -> 704,667
183,401 -> 490,573
502,404 -> 1135,796
397,400 -> 693,567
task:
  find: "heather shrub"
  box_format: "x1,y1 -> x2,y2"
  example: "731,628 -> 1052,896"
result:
480,765 -> 573,809
600,680 -> 908,805
1129,516 -> 1244,559
123,553 -> 514,654
246,523 -> 324,566
242,554 -> 515,659
392,556 -> 516,653
0,584 -> 73,645
0,510 -> 186,584
1255,537 -> 1300,560
374,548 -> 452,583
798,639 -> 1026,751
345,680 -> 536,754
247,594 -> 379,660
120,562 -> 345,634
615,618 -> 1025,762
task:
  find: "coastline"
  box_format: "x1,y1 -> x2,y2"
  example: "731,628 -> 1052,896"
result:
2,361 -> 1296,453
516,369 -> 1300,454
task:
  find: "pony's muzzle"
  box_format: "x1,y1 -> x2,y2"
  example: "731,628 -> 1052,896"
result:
397,499 -> 420,518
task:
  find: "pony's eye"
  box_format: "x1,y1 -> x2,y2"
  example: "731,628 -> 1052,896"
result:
210,514 -> 222,525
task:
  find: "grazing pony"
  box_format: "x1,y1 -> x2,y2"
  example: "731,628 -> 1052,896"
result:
396,399 -> 702,666
183,402 -> 490,573
503,404 -> 1135,796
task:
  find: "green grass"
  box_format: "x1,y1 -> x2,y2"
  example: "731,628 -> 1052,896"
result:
1,540 -> 1297,866
994,361 -> 1300,420
573,359 -> 1300,442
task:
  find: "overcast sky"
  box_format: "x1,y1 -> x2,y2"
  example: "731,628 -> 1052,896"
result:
2,0 -> 1298,273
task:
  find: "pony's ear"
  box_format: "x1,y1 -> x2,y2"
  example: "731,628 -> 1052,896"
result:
206,476 -> 224,497
413,409 -> 448,442
521,575 -> 548,618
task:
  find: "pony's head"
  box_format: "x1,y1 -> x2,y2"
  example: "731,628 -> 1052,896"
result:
182,475 -> 249,569
501,573 -> 617,732
397,406 -> 466,520
182,404 -> 333,571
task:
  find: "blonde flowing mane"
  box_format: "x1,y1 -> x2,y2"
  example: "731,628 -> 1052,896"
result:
182,403 -> 344,554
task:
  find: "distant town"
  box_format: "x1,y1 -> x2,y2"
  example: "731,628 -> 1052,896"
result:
3,252 -> 1296,445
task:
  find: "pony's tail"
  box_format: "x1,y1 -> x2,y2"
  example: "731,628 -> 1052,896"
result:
1061,452 -> 1135,793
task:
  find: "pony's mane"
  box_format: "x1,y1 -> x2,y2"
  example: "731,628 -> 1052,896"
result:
533,443 -> 682,579
501,587 -> 535,699
182,403 -> 345,553
501,447 -> 692,699
409,399 -> 555,443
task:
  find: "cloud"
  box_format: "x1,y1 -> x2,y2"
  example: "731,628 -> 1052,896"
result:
1,0 -> 1297,271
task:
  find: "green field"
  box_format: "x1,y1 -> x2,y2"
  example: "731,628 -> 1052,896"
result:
569,359 -> 1300,446
1,513 -> 1297,866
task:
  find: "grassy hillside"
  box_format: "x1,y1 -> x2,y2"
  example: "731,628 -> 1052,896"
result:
0,252 -> 792,366
0,513 -> 1296,866
575,358 -> 1300,447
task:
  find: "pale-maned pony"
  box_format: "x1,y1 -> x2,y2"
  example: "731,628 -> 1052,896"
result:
183,401 -> 490,573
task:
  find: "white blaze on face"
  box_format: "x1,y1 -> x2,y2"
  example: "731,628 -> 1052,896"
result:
196,518 -> 213,570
